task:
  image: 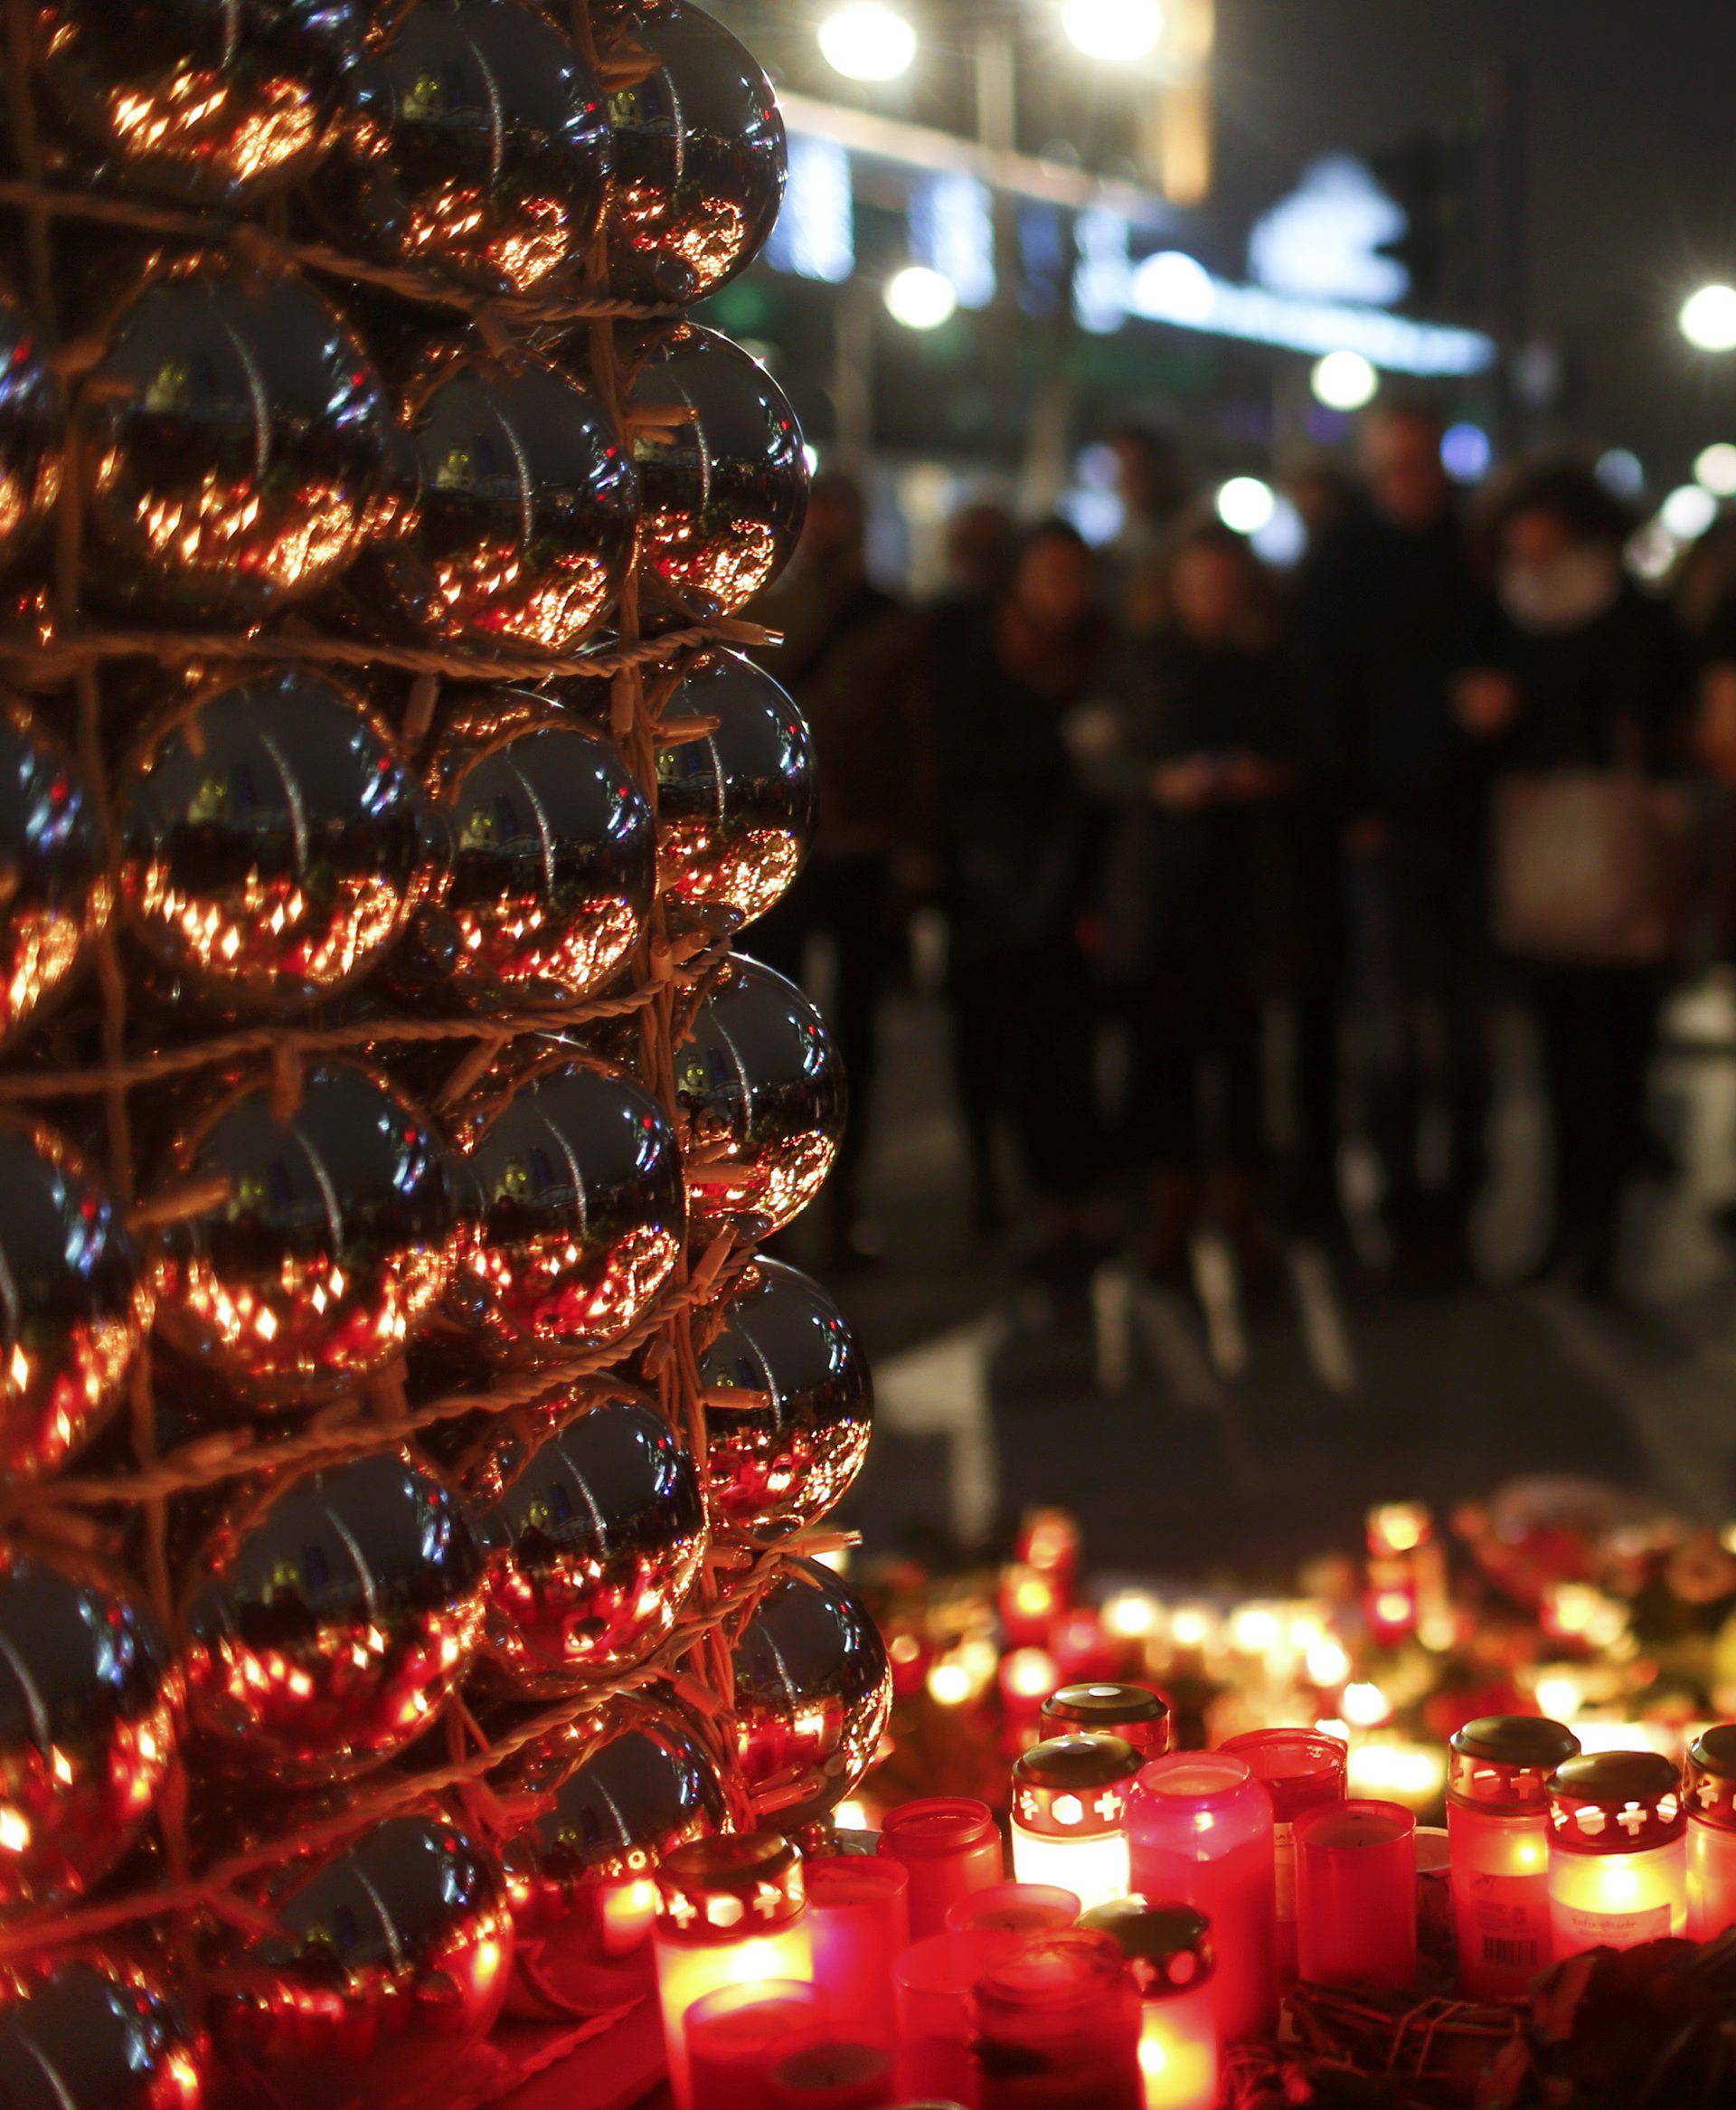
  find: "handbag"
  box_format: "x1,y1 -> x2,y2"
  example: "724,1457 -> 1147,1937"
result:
1492,759 -> 1694,966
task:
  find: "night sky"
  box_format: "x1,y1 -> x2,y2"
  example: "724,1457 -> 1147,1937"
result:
1215,0 -> 1736,480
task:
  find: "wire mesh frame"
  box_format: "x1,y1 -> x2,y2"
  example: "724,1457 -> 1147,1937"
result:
0,0 -> 818,1985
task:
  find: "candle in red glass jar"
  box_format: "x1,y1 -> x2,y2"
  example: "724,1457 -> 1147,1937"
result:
1219,1728 -> 1346,1982
1043,1683 -> 1174,1763
970,1928 -> 1142,2110
686,1982 -> 826,2110
879,1798 -> 1004,1939
807,1857 -> 909,2042
1687,1724 -> 1736,1939
1127,1753 -> 1276,2041
1547,1751 -> 1686,1957
1080,1899 -> 1219,2110
893,1931 -> 1004,2107
948,1882 -> 1080,1939
1446,1715 -> 1579,1998
1294,1799 -> 1417,1993
1010,1735 -> 1140,1914
767,2039 -> 897,2109
1017,1508 -> 1080,1603
654,1834 -> 814,2110
1000,1563 -> 1061,1648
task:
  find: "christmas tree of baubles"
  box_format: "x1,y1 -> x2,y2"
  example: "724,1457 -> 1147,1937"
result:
0,2 -> 891,2100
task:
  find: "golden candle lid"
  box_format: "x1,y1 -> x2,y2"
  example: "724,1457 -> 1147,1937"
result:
1012,1734 -> 1139,1840
1079,1897 -> 1213,1997
657,1831 -> 806,1943
1448,1716 -> 1580,1809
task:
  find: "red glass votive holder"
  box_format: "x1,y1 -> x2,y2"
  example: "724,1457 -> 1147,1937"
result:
686,1981 -> 826,2110
1219,1727 -> 1346,1982
879,1797 -> 1003,1939
1547,1750 -> 1686,1957
1010,1734 -> 1138,1915
1043,1682 -> 1174,1762
970,1928 -> 1142,2110
767,2039 -> 897,2108
807,1856 -> 909,2042
1000,1563 -> 1061,1647
1687,1724 -> 1736,1939
892,1931 -> 1005,2107
948,1882 -> 1080,1939
1294,1799 -> 1417,1993
1080,1898 -> 1219,2110
1127,1752 -> 1276,2041
654,1833 -> 814,2110
1446,1714 -> 1579,1998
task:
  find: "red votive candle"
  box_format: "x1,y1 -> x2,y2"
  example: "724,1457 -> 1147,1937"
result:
1446,1715 -> 1579,1998
687,1982 -> 826,2110
654,1834 -> 814,2110
892,1931 -> 1005,2107
1294,1799 -> 1417,1992
1080,1899 -> 1218,2110
970,1928 -> 1142,2110
1547,1751 -> 1686,1956
1000,1564 -> 1061,1647
1010,1735 -> 1139,1914
948,1883 -> 1080,1939
879,1798 -> 1004,1939
1126,1753 -> 1276,2041
1043,1683 -> 1174,1762
1687,1724 -> 1736,1939
1219,1728 -> 1346,1982
767,2039 -> 897,2108
807,1857 -> 910,2042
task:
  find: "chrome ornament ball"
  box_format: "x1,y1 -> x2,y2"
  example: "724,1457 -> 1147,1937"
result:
728,1556 -> 892,1831
0,696 -> 108,1056
629,324 -> 807,617
179,1450 -> 486,1785
0,1543 -> 180,1913
388,354 -> 638,653
701,1256 -> 871,1537
0,1119 -> 151,1487
0,290 -> 61,574
598,0 -> 786,304
77,267 -> 396,616
321,0 -> 612,298
454,1057 -> 685,1357
655,648 -> 815,924
211,1810 -> 514,2106
155,1064 -> 461,1405
453,1395 -> 707,1694
0,1954 -> 206,2108
674,954 -> 845,1237
416,692 -> 654,1007
118,669 -> 438,1016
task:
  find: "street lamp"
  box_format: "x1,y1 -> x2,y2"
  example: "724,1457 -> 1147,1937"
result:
818,0 -> 918,82
1061,0 -> 1165,63
1681,284 -> 1736,353
885,264 -> 958,329
1310,349 -> 1378,412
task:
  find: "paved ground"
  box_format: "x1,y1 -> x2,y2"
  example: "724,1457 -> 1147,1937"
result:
769,967 -> 1736,1580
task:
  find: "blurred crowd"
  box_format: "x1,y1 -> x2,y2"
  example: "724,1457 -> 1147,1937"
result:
747,406 -> 1736,1313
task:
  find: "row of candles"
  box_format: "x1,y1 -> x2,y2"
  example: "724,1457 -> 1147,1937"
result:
646,1675 -> 1736,2110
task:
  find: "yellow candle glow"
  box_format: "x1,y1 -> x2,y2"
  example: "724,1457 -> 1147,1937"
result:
599,1873 -> 661,1954
1009,1733 -> 1139,1915
1080,1898 -> 1219,2110
653,1833 -> 813,2110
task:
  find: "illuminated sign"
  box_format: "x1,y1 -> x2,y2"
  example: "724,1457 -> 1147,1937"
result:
1249,155 -> 1410,307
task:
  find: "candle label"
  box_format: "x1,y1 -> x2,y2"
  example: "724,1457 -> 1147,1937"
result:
1553,1898 -> 1672,1950
1273,1822 -> 1297,1922
1464,1882 -> 1548,1975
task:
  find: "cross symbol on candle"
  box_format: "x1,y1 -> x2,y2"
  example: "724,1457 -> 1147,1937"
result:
751,1880 -> 782,1921
1017,1792 -> 1039,1823
665,1892 -> 697,1929
1093,1790 -> 1121,1821
1616,1803 -> 1647,1838
1698,1778 -> 1720,1809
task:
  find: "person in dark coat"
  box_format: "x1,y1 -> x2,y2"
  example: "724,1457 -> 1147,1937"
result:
750,470 -> 935,1266
1089,521 -> 1299,1277
1465,463 -> 1693,1302
932,519 -> 1112,1260
1293,403 -> 1507,1274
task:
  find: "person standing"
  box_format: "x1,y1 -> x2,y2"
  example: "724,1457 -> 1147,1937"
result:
1467,463 -> 1692,1303
1089,521 -> 1299,1281
934,519 -> 1113,1265
750,471 -> 934,1268
1293,403 -> 1505,1275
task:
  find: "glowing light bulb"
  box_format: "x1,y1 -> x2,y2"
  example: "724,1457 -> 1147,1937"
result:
1061,0 -> 1165,62
1216,477 -> 1275,535
818,1 -> 918,81
1696,442 -> 1736,497
1661,483 -> 1718,540
885,265 -> 958,330
1682,283 -> 1736,352
1310,348 -> 1378,411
